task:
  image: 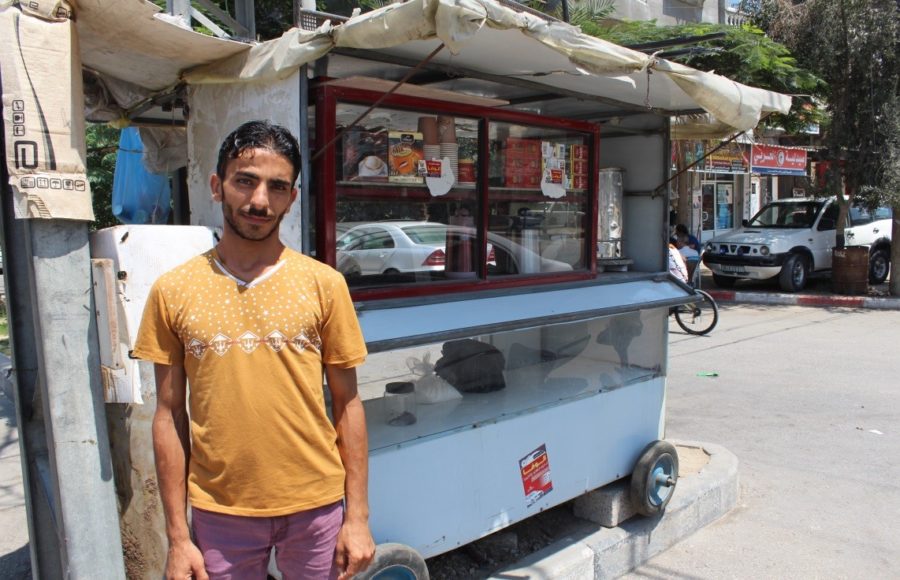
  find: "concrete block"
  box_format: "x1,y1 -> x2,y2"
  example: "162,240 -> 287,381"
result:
572,478 -> 636,528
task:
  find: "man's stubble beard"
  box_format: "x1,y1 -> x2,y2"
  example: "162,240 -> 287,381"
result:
222,201 -> 285,242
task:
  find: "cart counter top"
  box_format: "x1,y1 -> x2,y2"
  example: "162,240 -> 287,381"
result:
356,272 -> 692,352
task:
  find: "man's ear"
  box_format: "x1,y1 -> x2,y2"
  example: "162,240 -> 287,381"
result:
286,187 -> 299,212
210,173 -> 223,202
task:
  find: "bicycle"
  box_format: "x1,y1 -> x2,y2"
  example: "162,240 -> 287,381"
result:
672,255 -> 719,335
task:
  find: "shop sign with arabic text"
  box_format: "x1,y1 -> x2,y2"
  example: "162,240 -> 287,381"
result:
751,144 -> 807,176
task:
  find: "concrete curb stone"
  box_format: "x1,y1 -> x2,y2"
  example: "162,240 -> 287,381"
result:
706,289 -> 900,310
491,440 -> 739,580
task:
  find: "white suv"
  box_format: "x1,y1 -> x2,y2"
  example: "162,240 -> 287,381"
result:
702,198 -> 892,292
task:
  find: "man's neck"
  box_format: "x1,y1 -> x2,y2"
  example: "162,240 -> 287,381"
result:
215,232 -> 285,282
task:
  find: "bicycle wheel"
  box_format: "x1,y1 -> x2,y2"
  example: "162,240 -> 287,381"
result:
674,290 -> 719,335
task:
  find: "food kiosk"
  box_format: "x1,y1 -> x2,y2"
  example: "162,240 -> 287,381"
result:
2,1 -> 791,577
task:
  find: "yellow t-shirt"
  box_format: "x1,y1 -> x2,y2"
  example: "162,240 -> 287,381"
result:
133,248 -> 367,516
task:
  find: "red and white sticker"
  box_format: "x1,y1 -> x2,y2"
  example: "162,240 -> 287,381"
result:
520,444 -> 553,507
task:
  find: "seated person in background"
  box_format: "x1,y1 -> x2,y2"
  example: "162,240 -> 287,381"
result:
673,224 -> 700,252
668,243 -> 689,283
675,234 -> 700,260
675,235 -> 700,281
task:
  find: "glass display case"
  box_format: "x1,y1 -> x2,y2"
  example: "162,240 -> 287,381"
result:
357,308 -> 665,451
313,84 -> 599,298
349,279 -> 685,559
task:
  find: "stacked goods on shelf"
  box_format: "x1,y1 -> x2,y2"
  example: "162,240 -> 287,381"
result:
569,144 -> 589,191
341,127 -> 389,182
457,137 -> 478,184
388,131 -> 424,184
437,116 -> 458,183
418,116 -> 440,164
541,142 -> 567,187
504,138 -> 541,188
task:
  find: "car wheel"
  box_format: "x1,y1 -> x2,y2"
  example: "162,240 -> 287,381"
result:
712,274 -> 737,288
869,249 -> 890,284
778,254 -> 809,292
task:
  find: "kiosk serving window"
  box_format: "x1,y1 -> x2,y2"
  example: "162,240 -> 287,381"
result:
486,121 -> 590,277
314,85 -> 598,298
332,103 -> 482,287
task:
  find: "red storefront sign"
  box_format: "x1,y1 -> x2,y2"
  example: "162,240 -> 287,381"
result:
751,144 -> 807,176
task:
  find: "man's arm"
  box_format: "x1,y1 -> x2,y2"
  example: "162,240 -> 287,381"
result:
152,363 -> 208,580
326,364 -> 375,580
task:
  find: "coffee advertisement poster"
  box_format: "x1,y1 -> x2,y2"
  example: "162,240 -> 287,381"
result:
388,131 -> 424,184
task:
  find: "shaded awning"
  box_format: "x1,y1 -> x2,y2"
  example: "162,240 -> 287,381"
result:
75,0 -> 792,131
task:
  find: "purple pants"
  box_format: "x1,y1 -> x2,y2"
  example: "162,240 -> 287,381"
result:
191,501 -> 343,580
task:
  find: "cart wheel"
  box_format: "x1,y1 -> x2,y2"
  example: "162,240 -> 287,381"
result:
355,543 -> 429,580
630,440 -> 679,517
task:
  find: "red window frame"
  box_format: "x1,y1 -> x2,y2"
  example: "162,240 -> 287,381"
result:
313,83 -> 601,301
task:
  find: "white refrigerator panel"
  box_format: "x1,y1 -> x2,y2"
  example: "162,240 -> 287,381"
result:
89,225 -> 216,402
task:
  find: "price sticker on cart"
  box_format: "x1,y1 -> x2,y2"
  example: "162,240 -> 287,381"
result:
519,444 -> 553,507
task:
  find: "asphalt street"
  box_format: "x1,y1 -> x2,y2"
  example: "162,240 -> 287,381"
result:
626,304 -> 900,578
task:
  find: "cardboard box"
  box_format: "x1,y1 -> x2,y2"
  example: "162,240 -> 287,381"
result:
505,173 -> 541,188
458,160 -> 476,183
504,157 -> 541,173
388,131 -> 424,184
1,4 -> 93,220
570,144 -> 589,160
506,137 -> 541,157
569,159 -> 589,176
503,138 -> 541,188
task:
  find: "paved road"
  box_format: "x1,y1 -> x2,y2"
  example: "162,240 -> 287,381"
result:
626,304 -> 900,578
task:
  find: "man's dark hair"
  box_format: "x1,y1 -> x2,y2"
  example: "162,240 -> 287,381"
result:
674,223 -> 689,236
216,120 -> 302,185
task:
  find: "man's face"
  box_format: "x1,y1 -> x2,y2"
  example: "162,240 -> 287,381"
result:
211,148 -> 297,242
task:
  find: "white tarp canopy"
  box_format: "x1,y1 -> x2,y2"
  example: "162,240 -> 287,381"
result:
75,0 -> 792,131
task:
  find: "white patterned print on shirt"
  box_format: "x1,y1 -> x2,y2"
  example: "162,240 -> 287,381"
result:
184,325 -> 323,360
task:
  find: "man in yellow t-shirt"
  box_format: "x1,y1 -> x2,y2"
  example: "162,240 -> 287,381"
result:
133,121 -> 373,580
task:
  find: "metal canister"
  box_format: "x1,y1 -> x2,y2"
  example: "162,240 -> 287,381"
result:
598,168 -> 625,258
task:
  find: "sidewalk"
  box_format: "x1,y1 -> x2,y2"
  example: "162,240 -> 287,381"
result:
698,269 -> 900,310
0,353 -> 31,579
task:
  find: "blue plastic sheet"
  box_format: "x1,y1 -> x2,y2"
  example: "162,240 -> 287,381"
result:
112,127 -> 171,224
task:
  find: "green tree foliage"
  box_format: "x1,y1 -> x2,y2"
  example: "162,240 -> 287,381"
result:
520,0 -> 615,24
757,0 -> 900,212
86,124 -> 120,231
581,19 -> 825,133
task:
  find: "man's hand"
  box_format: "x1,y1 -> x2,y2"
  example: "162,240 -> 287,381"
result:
334,518 -> 375,579
166,539 -> 208,580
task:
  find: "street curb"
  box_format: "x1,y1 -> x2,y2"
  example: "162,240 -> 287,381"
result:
706,289 -> 900,310
491,440 -> 739,580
